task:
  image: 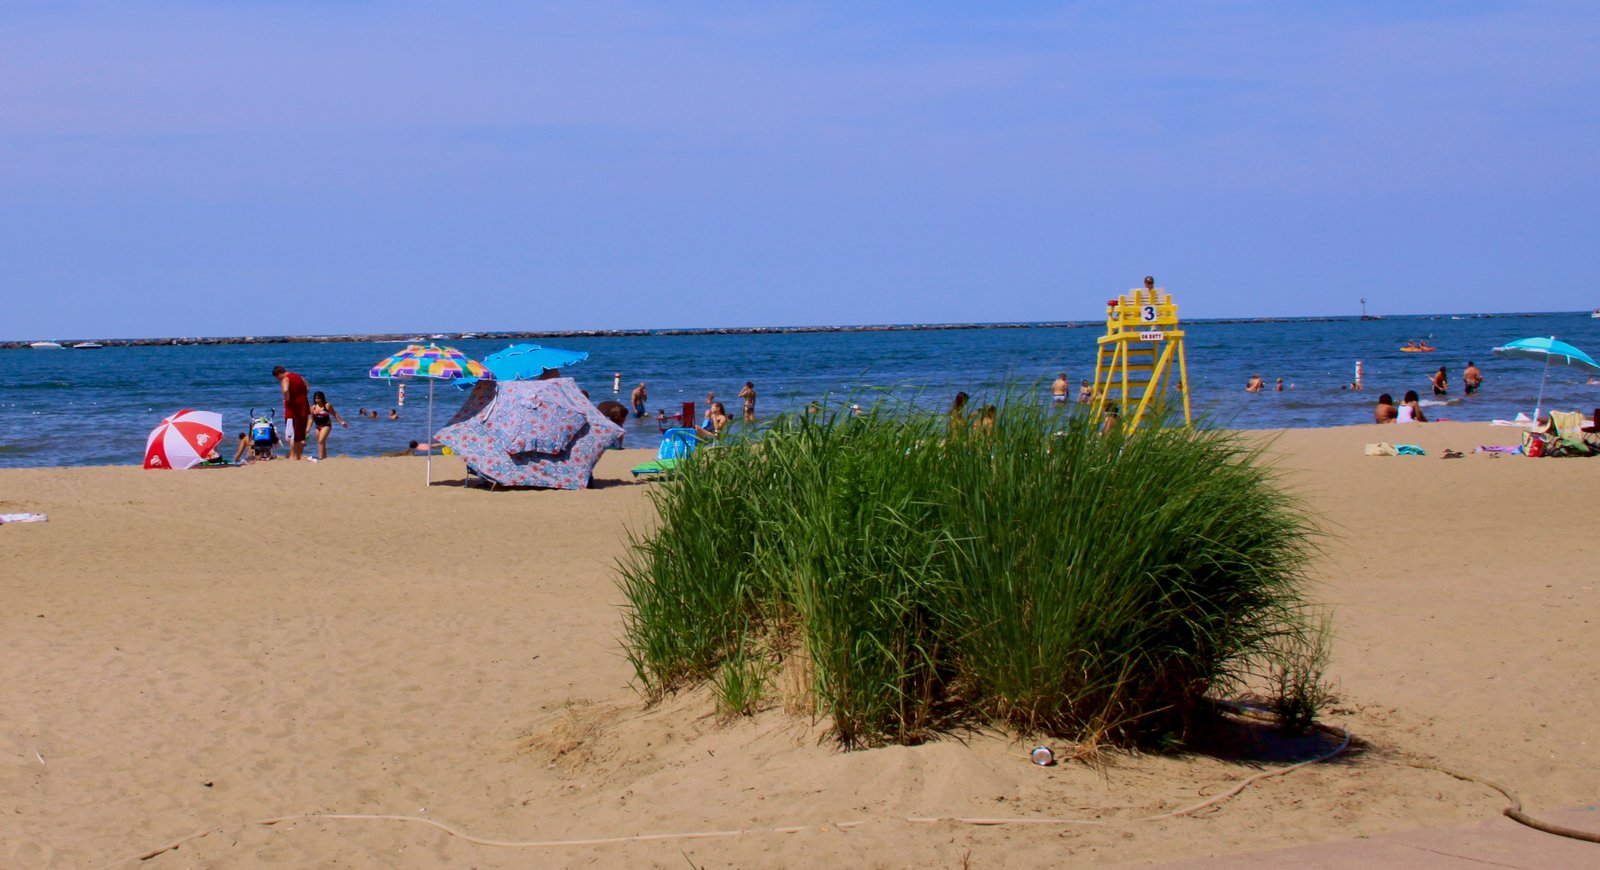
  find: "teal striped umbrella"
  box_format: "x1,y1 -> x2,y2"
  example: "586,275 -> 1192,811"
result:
369,344 -> 494,484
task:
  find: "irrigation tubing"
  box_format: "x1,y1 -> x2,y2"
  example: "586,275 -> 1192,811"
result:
93,717 -> 1595,867
1410,762 -> 1600,845
1212,700 -> 1598,846
96,725 -> 1350,868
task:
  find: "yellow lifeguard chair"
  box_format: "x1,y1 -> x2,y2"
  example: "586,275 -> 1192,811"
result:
1091,279 -> 1191,429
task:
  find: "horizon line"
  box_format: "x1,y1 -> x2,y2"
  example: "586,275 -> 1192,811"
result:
4,308 -> 1590,347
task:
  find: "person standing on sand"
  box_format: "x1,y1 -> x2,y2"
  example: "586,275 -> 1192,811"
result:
631,382 -> 648,418
272,365 -> 310,460
309,390 -> 349,460
1051,373 -> 1069,405
1464,361 -> 1484,395
738,381 -> 756,422
1431,366 -> 1449,397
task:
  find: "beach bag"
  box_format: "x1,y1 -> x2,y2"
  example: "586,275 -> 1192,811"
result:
1522,431 -> 1546,457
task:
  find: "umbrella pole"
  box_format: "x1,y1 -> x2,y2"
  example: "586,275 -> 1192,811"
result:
1533,355 -> 1551,422
426,379 -> 434,486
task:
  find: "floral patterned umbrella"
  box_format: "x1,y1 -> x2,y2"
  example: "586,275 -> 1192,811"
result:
435,378 -> 623,489
369,344 -> 493,484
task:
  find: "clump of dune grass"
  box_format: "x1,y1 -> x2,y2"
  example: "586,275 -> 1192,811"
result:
618,396 -> 1323,748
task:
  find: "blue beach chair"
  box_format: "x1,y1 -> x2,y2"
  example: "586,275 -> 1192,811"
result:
631,428 -> 700,477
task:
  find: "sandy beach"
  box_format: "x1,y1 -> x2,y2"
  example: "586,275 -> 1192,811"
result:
3,422 -> 1597,868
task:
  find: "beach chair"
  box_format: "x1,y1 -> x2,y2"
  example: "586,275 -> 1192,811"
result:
631,428 -> 700,477
1542,410 -> 1594,457
1525,410 -> 1592,457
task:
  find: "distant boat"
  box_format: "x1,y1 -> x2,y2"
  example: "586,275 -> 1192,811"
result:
1592,308 -> 1599,318
73,341 -> 104,349
30,341 -> 64,349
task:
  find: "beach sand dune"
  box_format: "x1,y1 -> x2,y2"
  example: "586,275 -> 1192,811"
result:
3,422 -> 1596,867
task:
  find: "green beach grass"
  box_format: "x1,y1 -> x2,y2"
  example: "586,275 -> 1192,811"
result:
619,398 -> 1324,748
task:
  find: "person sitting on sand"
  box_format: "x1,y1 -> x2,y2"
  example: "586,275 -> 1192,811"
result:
949,392 -> 970,435
970,404 -> 997,434
695,402 -> 731,440
595,399 -> 628,427
382,440 -> 439,457
1374,393 -> 1398,424
595,400 -> 629,446
1398,390 -> 1428,423
1431,366 -> 1448,397
1245,374 -> 1264,393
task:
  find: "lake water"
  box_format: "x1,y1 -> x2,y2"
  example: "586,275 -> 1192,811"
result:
3,312 -> 1598,468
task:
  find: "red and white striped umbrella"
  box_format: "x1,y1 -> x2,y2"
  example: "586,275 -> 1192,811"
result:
143,410 -> 224,470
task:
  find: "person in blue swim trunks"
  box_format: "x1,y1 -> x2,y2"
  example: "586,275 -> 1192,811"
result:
630,382 -> 648,418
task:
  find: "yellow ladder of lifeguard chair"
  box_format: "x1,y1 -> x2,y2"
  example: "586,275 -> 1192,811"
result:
1091,282 -> 1191,429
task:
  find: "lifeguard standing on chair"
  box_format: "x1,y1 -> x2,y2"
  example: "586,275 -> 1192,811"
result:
1090,276 -> 1192,430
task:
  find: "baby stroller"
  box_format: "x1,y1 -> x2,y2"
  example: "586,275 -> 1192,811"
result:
249,414 -> 281,459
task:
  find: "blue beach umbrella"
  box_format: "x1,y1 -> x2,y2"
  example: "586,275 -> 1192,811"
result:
459,343 -> 589,386
1491,336 -> 1600,420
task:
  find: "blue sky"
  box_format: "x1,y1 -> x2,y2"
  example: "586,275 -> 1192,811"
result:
2,1 -> 1596,338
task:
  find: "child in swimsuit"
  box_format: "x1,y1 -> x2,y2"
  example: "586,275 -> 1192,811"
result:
309,391 -> 349,460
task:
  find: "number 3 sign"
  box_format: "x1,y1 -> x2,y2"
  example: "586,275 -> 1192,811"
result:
1140,305 -> 1157,322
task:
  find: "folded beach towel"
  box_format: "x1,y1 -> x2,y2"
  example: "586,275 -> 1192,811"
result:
1395,444 -> 1425,456
0,513 -> 48,524
1476,445 -> 1521,454
1364,442 -> 1397,456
